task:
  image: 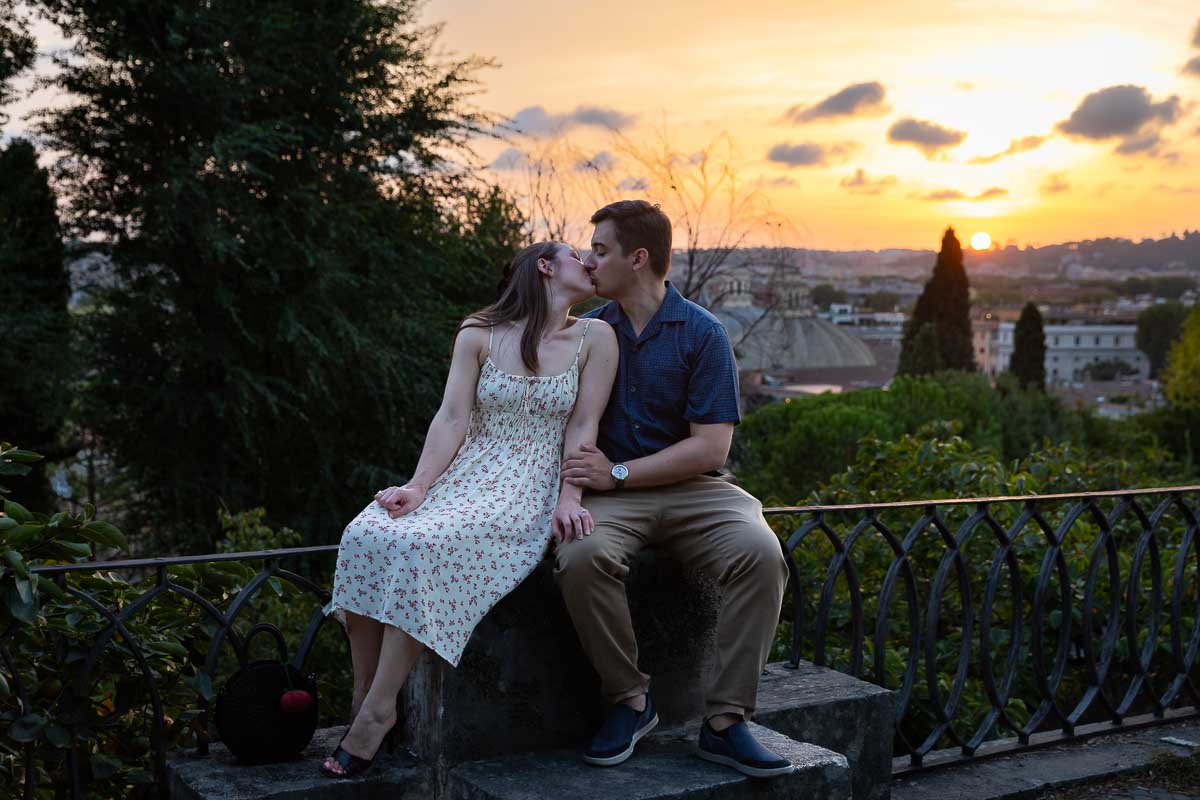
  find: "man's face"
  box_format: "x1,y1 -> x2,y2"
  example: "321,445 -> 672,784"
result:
584,220 -> 634,300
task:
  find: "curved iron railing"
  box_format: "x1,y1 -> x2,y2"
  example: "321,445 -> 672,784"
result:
767,485 -> 1200,771
1,546 -> 341,799
2,485 -> 1198,796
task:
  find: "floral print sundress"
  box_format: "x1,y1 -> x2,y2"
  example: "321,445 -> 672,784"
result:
328,321 -> 591,665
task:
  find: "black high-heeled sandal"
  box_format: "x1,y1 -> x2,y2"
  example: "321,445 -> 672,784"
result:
320,722 -> 399,778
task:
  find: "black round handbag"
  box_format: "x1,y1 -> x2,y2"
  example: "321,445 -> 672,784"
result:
214,622 -> 319,764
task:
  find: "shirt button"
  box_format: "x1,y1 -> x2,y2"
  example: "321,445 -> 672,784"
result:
634,424 -> 640,430
630,386 -> 637,393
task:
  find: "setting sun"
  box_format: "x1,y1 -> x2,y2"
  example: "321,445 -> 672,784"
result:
970,232 -> 992,251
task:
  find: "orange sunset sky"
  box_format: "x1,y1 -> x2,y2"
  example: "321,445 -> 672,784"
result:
9,1 -> 1200,251
423,0 -> 1200,250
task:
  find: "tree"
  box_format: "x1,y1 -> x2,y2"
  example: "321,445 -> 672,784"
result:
505,127 -> 793,348
0,138 -> 71,511
811,284 -> 847,311
898,322 -> 944,376
897,227 -> 976,375
1136,301 -> 1190,377
1163,305 -> 1200,410
33,0 -> 524,550
1009,301 -> 1046,390
0,5 -> 36,122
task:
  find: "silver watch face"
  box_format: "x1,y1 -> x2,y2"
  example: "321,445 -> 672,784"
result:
611,464 -> 630,481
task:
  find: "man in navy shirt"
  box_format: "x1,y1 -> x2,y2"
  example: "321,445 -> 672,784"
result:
557,200 -> 792,778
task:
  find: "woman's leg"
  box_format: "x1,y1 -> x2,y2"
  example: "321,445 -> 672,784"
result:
344,611 -> 385,720
324,624 -> 426,773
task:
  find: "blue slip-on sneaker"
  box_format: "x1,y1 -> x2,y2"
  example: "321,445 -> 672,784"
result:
697,719 -> 794,778
582,695 -> 659,766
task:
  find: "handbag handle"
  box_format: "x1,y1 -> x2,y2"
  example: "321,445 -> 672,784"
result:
242,622 -> 290,666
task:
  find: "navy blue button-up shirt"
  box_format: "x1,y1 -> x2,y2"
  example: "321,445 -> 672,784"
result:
582,282 -> 741,465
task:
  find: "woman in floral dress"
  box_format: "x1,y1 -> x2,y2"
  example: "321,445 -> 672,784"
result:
321,241 -> 618,777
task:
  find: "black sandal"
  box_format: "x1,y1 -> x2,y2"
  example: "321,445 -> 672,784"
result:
320,723 -> 398,778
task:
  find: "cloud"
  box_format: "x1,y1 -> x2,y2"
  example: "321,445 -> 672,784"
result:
839,168 -> 897,195
616,176 -> 650,191
783,81 -> 887,123
1114,131 -> 1161,155
917,187 -> 1007,202
1155,183 -> 1199,195
573,150 -> 615,172
887,118 -> 967,158
506,105 -> 637,136
488,147 -> 529,171
1184,56 -> 1200,77
766,141 -> 858,167
755,175 -> 798,187
1056,85 -> 1180,156
920,189 -> 965,201
1039,172 -> 1070,195
968,135 -> 1047,164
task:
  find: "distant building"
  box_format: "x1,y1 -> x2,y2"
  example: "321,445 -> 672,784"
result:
974,310 -> 1149,386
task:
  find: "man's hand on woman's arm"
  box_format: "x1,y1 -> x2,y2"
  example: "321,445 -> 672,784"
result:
561,421 -> 733,491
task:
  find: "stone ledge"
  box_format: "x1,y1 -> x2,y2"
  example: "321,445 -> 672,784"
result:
891,717 -> 1200,800
167,727 -> 431,800
447,722 -> 851,800
754,661 -> 895,800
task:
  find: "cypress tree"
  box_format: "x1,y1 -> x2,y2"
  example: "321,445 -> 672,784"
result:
0,138 -> 72,511
898,322 -> 944,376
33,0 -> 524,550
898,227 -> 977,375
1010,302 -> 1047,390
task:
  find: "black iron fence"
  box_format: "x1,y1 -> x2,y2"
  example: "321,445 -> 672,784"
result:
2,546 -> 342,799
2,485 -> 1198,796
767,485 -> 1200,772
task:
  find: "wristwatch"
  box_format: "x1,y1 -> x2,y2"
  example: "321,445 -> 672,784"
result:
610,463 -> 629,490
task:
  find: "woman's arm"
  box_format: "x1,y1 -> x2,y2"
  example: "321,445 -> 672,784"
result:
376,322 -> 486,518
552,321 -> 618,542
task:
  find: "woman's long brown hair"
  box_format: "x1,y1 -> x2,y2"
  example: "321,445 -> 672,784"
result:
460,241 -> 565,373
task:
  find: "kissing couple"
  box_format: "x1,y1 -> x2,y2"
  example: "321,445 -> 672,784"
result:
322,200 -> 791,780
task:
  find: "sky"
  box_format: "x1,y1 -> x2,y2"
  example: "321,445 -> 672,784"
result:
7,2 -> 1200,251
420,0 -> 1200,250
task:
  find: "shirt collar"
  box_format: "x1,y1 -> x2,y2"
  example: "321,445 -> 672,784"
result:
603,281 -> 688,329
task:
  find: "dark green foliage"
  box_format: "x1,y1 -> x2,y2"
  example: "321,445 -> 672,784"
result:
898,322 -> 943,376
810,283 -> 847,310
0,446 -> 348,797
0,5 -> 36,118
1009,301 -> 1046,390
1083,357 -> 1137,381
863,290 -> 901,312
732,371 -> 1092,503
33,0 -> 525,550
1119,275 -> 1195,300
0,139 -> 73,511
1136,301 -> 1190,377
898,227 -> 976,375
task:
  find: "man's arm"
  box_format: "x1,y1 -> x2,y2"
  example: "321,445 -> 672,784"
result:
561,421 -> 733,490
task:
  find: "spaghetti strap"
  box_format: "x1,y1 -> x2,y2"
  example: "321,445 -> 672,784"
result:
574,319 -> 593,359
487,326 -> 494,357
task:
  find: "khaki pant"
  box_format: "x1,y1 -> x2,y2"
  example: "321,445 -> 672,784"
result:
554,475 -> 788,721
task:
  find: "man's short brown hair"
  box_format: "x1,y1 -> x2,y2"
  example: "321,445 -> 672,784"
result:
590,200 -> 672,277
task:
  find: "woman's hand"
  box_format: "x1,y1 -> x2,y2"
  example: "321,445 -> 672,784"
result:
374,485 -> 427,519
551,497 -> 594,545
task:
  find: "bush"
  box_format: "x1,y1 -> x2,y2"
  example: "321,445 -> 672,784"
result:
1,443 -> 348,798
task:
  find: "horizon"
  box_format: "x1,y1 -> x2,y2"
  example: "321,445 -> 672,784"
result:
6,1 -> 1200,251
